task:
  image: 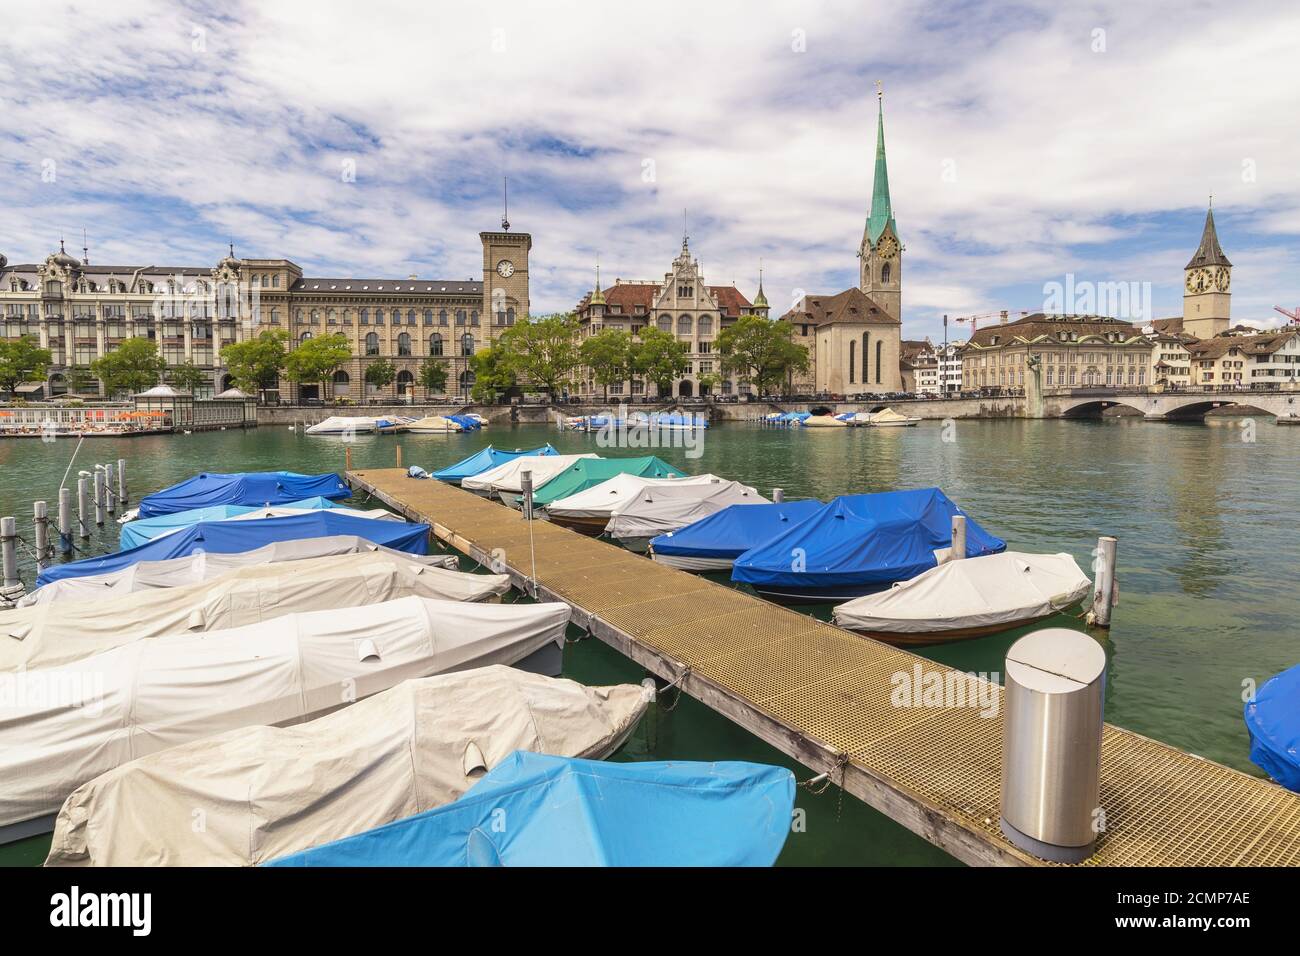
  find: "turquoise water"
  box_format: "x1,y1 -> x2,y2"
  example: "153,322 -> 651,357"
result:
1,417 -> 1296,865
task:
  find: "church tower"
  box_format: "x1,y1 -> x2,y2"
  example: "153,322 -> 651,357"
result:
1182,202 -> 1231,339
859,86 -> 902,321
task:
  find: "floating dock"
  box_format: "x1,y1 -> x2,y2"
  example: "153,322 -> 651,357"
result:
346,468 -> 1300,867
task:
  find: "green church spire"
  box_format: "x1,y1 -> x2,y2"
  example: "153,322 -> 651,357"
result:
866,84 -> 897,247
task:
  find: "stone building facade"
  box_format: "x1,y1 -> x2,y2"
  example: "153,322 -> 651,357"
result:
962,314 -> 1153,390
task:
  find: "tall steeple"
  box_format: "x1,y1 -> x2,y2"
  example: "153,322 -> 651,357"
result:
753,260 -> 769,313
865,82 -> 897,246
1182,198 -> 1232,339
1185,200 -> 1231,269
858,83 -> 902,320
590,258 -> 606,307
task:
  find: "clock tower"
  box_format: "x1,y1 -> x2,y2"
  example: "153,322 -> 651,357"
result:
481,228 -> 531,343
859,87 -> 902,321
1182,202 -> 1231,340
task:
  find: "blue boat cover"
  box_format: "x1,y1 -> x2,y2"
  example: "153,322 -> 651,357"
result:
37,511 -> 429,587
136,471 -> 349,518
445,415 -> 481,431
266,752 -> 795,867
731,488 -> 1005,596
119,496 -> 350,550
432,445 -> 557,483
1245,662 -> 1300,792
651,500 -> 825,561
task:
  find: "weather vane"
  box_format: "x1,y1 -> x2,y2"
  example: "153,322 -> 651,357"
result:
876,79 -> 883,98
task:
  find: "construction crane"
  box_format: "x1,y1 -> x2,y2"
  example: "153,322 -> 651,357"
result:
949,310 -> 1033,333
1273,306 -> 1299,326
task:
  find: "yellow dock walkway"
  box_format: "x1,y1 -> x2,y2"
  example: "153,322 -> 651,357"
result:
347,468 -> 1300,867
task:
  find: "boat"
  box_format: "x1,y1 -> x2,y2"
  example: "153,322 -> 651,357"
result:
648,412 -> 709,430
406,416 -> 463,433
118,496 -> 397,549
649,499 -> 825,571
265,752 -> 796,867
45,666 -> 654,866
802,414 -> 848,427
2,551 -> 511,673
135,471 -> 350,517
431,445 -> 557,484
15,536 -> 458,608
304,417 -> 381,436
35,511 -> 433,589
603,479 -> 769,552
544,473 -> 744,537
510,456 -> 686,509
865,407 -> 921,427
445,414 -> 482,431
461,453 -> 599,502
1244,662 -> 1300,793
731,488 -> 1006,602
464,413 -> 489,427
831,551 -> 1092,645
0,597 -> 572,841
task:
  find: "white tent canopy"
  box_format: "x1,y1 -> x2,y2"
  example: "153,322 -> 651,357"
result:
605,480 -> 767,543
46,666 -> 652,866
544,473 -> 723,520
832,551 -> 1091,635
0,596 -> 571,833
16,536 -> 458,607
461,454 -> 599,495
1,552 -> 511,673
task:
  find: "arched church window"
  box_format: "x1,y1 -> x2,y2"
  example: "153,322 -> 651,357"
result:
881,263 -> 891,284
875,340 -> 883,384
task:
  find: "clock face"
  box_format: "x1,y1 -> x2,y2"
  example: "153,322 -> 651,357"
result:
496,259 -> 515,278
1186,269 -> 1211,294
1214,267 -> 1230,292
876,235 -> 899,259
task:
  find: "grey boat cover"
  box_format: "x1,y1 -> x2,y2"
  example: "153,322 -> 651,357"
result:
461,454 -> 598,494
46,666 -> 652,866
16,535 -> 459,607
0,552 -> 510,673
0,596 -> 571,830
605,480 -> 767,542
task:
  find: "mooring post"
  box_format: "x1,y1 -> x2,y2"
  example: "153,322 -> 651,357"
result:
104,462 -> 116,516
93,466 -> 106,526
1090,535 -> 1118,628
345,445 -> 353,471
58,487 -> 72,555
520,470 -> 534,521
77,475 -> 90,538
772,487 -> 785,503
396,445 -> 402,469
33,501 -> 50,572
950,514 -> 968,561
0,517 -> 17,591
117,458 -> 128,505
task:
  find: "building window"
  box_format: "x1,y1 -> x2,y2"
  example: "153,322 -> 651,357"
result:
658,314 -> 672,332
423,310 -> 433,326
360,309 -> 369,326
375,309 -> 385,325
365,332 -> 379,356
403,309 -> 413,326
881,263 -> 891,284
848,340 -> 856,384
876,340 -> 882,384
397,332 -> 412,357
506,307 -> 515,326
429,333 -> 443,356
677,315 -> 692,336
456,309 -> 466,326
460,333 -> 474,357
697,315 -> 713,337
863,332 -> 869,383
439,309 -> 448,326
470,310 -> 479,326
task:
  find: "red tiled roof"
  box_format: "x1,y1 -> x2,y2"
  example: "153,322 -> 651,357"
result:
779,287 -> 898,326
576,282 -> 754,317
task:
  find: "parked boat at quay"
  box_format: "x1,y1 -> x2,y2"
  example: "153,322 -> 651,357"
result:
118,496 -> 398,549
1244,662 -> 1300,793
132,470 -> 350,518
650,499 -> 825,571
431,444 -> 557,484
543,472 -> 740,536
461,452 -> 598,502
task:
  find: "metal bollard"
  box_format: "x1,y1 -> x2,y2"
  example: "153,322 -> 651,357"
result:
520,470 -> 534,521
117,458 -> 128,505
1090,535 -> 1118,628
772,487 -> 784,503
34,501 -> 50,571
1000,627 -> 1106,863
77,475 -> 91,538
58,487 -> 72,554
0,517 -> 17,590
949,514 -> 967,562
104,462 -> 116,515
93,466 -> 106,526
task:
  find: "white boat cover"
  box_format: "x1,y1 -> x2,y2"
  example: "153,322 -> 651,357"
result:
867,407 -> 920,426
15,536 -> 459,607
45,666 -> 652,866
0,596 -> 571,831
461,454 -> 599,494
405,416 -> 462,432
305,416 -> 379,435
222,504 -> 399,523
831,551 -> 1091,634
605,481 -> 768,541
545,473 -> 724,520
0,552 -> 511,673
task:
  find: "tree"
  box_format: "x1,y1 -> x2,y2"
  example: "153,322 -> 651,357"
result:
632,327 -> 689,398
90,337 -> 165,396
166,360 -> 207,394
66,363 -> 98,395
469,344 -> 516,403
364,358 -> 397,398
220,328 -> 287,400
717,315 -> 809,397
696,371 -> 723,397
579,328 -> 634,402
0,335 -> 52,398
417,357 -> 448,398
497,313 -> 580,396
284,333 -> 351,394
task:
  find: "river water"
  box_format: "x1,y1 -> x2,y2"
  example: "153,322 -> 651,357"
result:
2,416 -> 1296,866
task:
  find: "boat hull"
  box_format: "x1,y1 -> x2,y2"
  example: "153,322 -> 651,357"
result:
546,514 -> 609,536
844,612 -> 1060,647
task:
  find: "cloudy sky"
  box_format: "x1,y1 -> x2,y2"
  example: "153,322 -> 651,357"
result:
1,0 -> 1297,341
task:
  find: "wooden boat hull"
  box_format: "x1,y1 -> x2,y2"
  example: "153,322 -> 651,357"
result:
546,514 -> 610,536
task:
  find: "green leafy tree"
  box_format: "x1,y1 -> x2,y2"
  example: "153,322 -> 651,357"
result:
632,327 -> 690,398
284,333 -> 351,394
90,337 -> 165,395
717,316 -> 809,397
696,371 -> 723,397
469,344 -> 517,403
364,358 -> 397,397
498,313 -> 580,396
579,328 -> 634,402
66,363 -> 98,395
166,360 -> 207,394
418,358 -> 448,398
220,328 -> 287,400
0,335 -> 53,397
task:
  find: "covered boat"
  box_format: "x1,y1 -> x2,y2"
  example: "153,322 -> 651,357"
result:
35,511 -> 431,588
432,445 -> 557,484
866,407 -> 921,427
17,536 -> 457,607
831,551 -> 1092,645
544,473 -> 735,536
650,499 -> 825,571
445,414 -> 482,431
2,551 -> 510,673
1244,662 -> 1300,793
119,496 -> 395,550
266,752 -> 795,867
305,416 -> 380,435
0,597 -> 571,839
731,488 -> 1006,602
605,479 -> 768,551
802,414 -> 848,427
462,453 -> 599,501
45,667 -> 653,867
522,456 -> 686,508
136,471 -> 349,517
405,416 -> 463,433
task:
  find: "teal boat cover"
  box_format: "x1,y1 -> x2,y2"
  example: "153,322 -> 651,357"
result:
531,456 -> 686,506
1245,662 -> 1300,792
119,496 -> 348,550
651,499 -> 824,561
266,752 -> 795,867
36,511 -> 429,587
432,445 -> 556,483
136,471 -> 348,517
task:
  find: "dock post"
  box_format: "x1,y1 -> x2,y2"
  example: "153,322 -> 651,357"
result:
104,462 -> 116,516
117,458 -> 128,505
396,445 -> 402,469
345,445 -> 353,471
772,487 -> 784,503
1090,535 -> 1118,628
520,470 -> 534,521
950,514 -> 967,561
77,475 -> 90,539
0,517 -> 17,591
58,488 -> 72,554
33,501 -> 50,572
93,466 -> 106,526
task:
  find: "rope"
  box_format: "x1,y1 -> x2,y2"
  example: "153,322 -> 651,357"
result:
657,666 -> 692,712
